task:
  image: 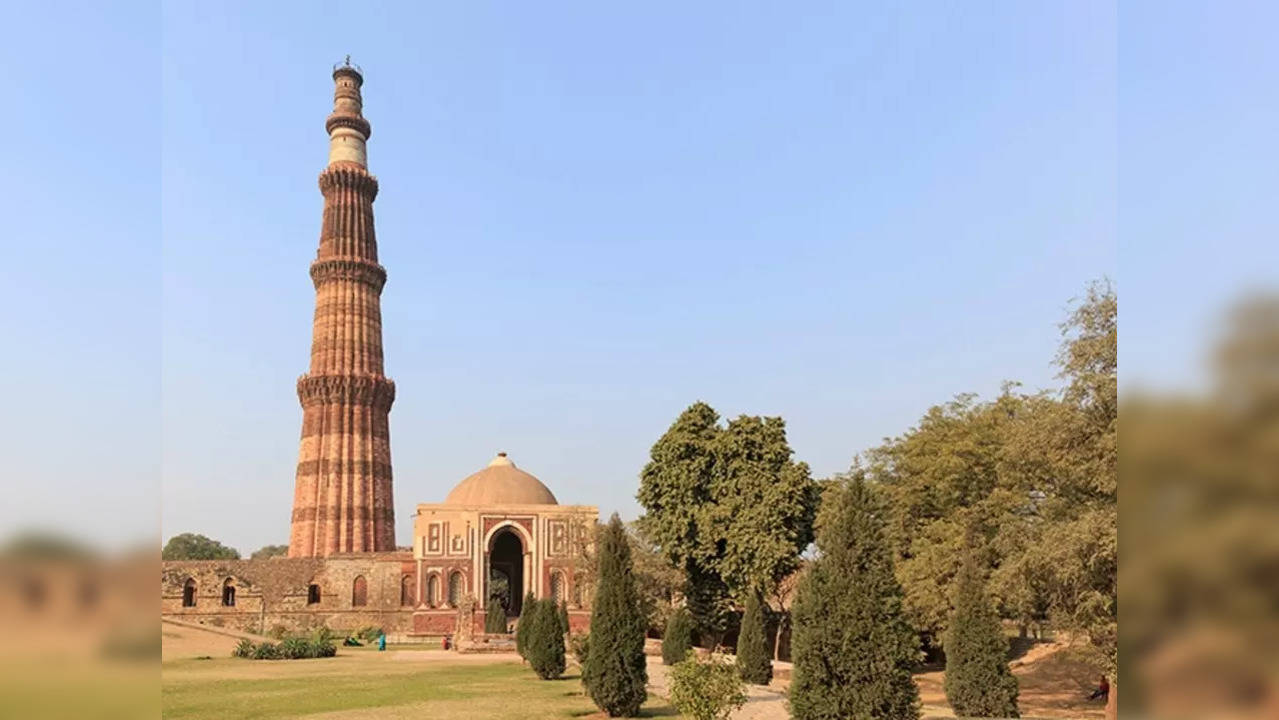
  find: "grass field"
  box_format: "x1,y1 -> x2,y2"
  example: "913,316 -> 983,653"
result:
162,622 -> 1104,719
162,626 -> 677,719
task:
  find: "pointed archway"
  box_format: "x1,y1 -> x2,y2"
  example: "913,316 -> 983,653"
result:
488,528 -> 524,617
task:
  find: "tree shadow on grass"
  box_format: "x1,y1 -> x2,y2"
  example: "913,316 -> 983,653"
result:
567,704 -> 681,718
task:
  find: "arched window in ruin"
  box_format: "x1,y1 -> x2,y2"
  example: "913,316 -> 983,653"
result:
447,571 -> 464,607
426,573 -> 439,608
550,571 -> 564,604
308,583 -> 321,605
182,578 -> 196,608
221,578 -> 236,607
352,575 -> 368,607
400,574 -> 414,607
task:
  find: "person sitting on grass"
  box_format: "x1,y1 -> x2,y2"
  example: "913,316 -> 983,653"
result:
1087,675 -> 1109,701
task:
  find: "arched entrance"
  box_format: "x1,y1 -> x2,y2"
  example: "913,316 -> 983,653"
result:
488,528 -> 524,617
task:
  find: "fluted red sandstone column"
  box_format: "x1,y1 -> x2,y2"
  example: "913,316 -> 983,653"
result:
288,62 -> 396,557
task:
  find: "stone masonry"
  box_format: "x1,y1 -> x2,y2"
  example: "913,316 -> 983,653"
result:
288,62 -> 396,557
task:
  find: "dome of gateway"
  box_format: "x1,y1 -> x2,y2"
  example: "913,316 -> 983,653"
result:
444,452 -> 558,506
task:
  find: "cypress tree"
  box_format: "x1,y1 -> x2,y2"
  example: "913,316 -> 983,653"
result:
583,514 -> 648,716
944,549 -> 1019,718
526,598 -> 567,680
790,476 -> 920,720
516,589 -> 537,659
661,606 -> 695,666
485,597 -> 508,634
735,590 -> 772,684
559,599 -> 570,636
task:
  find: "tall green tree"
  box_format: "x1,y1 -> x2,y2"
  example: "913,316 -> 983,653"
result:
525,598 -> 567,680
485,597 -> 508,634
637,403 -> 818,644
789,476 -> 920,720
735,590 -> 772,685
162,533 -> 240,561
944,545 -> 1019,718
636,402 -> 729,640
662,606 -> 695,666
516,589 -> 537,659
712,415 -> 819,597
583,514 -> 648,717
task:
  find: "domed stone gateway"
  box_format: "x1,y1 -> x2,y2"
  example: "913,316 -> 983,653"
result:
445,453 -> 558,506
412,452 -> 597,636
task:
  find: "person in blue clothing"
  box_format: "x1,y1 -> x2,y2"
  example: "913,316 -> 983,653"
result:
378,631 -> 386,651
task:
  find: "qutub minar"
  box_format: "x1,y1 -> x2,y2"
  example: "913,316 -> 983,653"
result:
161,62 -> 597,642
288,60 -> 397,558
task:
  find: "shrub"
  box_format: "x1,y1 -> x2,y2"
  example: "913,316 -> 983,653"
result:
232,632 -> 334,660
516,589 -> 537,659
485,598 -> 508,634
736,591 -> 772,684
355,626 -> 382,643
280,636 -> 312,659
311,635 -> 337,658
662,606 -> 695,666
525,598 -> 567,680
790,477 -> 920,720
582,514 -> 648,716
669,651 -> 747,720
944,550 -> 1020,718
251,641 -> 281,660
570,633 -> 590,665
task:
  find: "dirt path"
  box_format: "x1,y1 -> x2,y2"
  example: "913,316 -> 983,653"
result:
645,656 -> 789,720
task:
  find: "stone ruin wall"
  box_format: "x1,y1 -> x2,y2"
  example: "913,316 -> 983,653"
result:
161,553 -> 419,639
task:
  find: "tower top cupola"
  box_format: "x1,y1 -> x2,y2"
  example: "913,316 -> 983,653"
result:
326,56 -> 371,167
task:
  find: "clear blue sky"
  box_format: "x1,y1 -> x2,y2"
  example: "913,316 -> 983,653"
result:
9,3 -> 1270,554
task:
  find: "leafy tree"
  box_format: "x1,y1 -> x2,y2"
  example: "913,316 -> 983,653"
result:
637,403 -> 818,645
637,402 -> 728,640
944,545 -> 1019,718
866,391 -> 1039,646
735,590 -> 772,684
485,597 -> 508,634
583,514 -> 648,716
250,544 -> 288,560
662,606 -> 695,666
516,589 -> 537,659
162,533 -> 240,561
627,522 -> 684,635
669,651 -> 747,720
711,415 -> 819,596
789,476 -> 920,720
525,598 -> 567,679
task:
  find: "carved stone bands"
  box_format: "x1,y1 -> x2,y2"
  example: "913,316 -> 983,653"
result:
309,257 -> 387,291
297,373 -> 396,411
318,165 -> 379,199
291,506 -> 395,524
325,113 -> 372,139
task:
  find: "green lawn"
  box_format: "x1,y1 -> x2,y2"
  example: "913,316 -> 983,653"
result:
162,652 -> 681,719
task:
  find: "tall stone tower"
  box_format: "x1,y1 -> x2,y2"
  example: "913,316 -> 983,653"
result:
288,61 -> 396,557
